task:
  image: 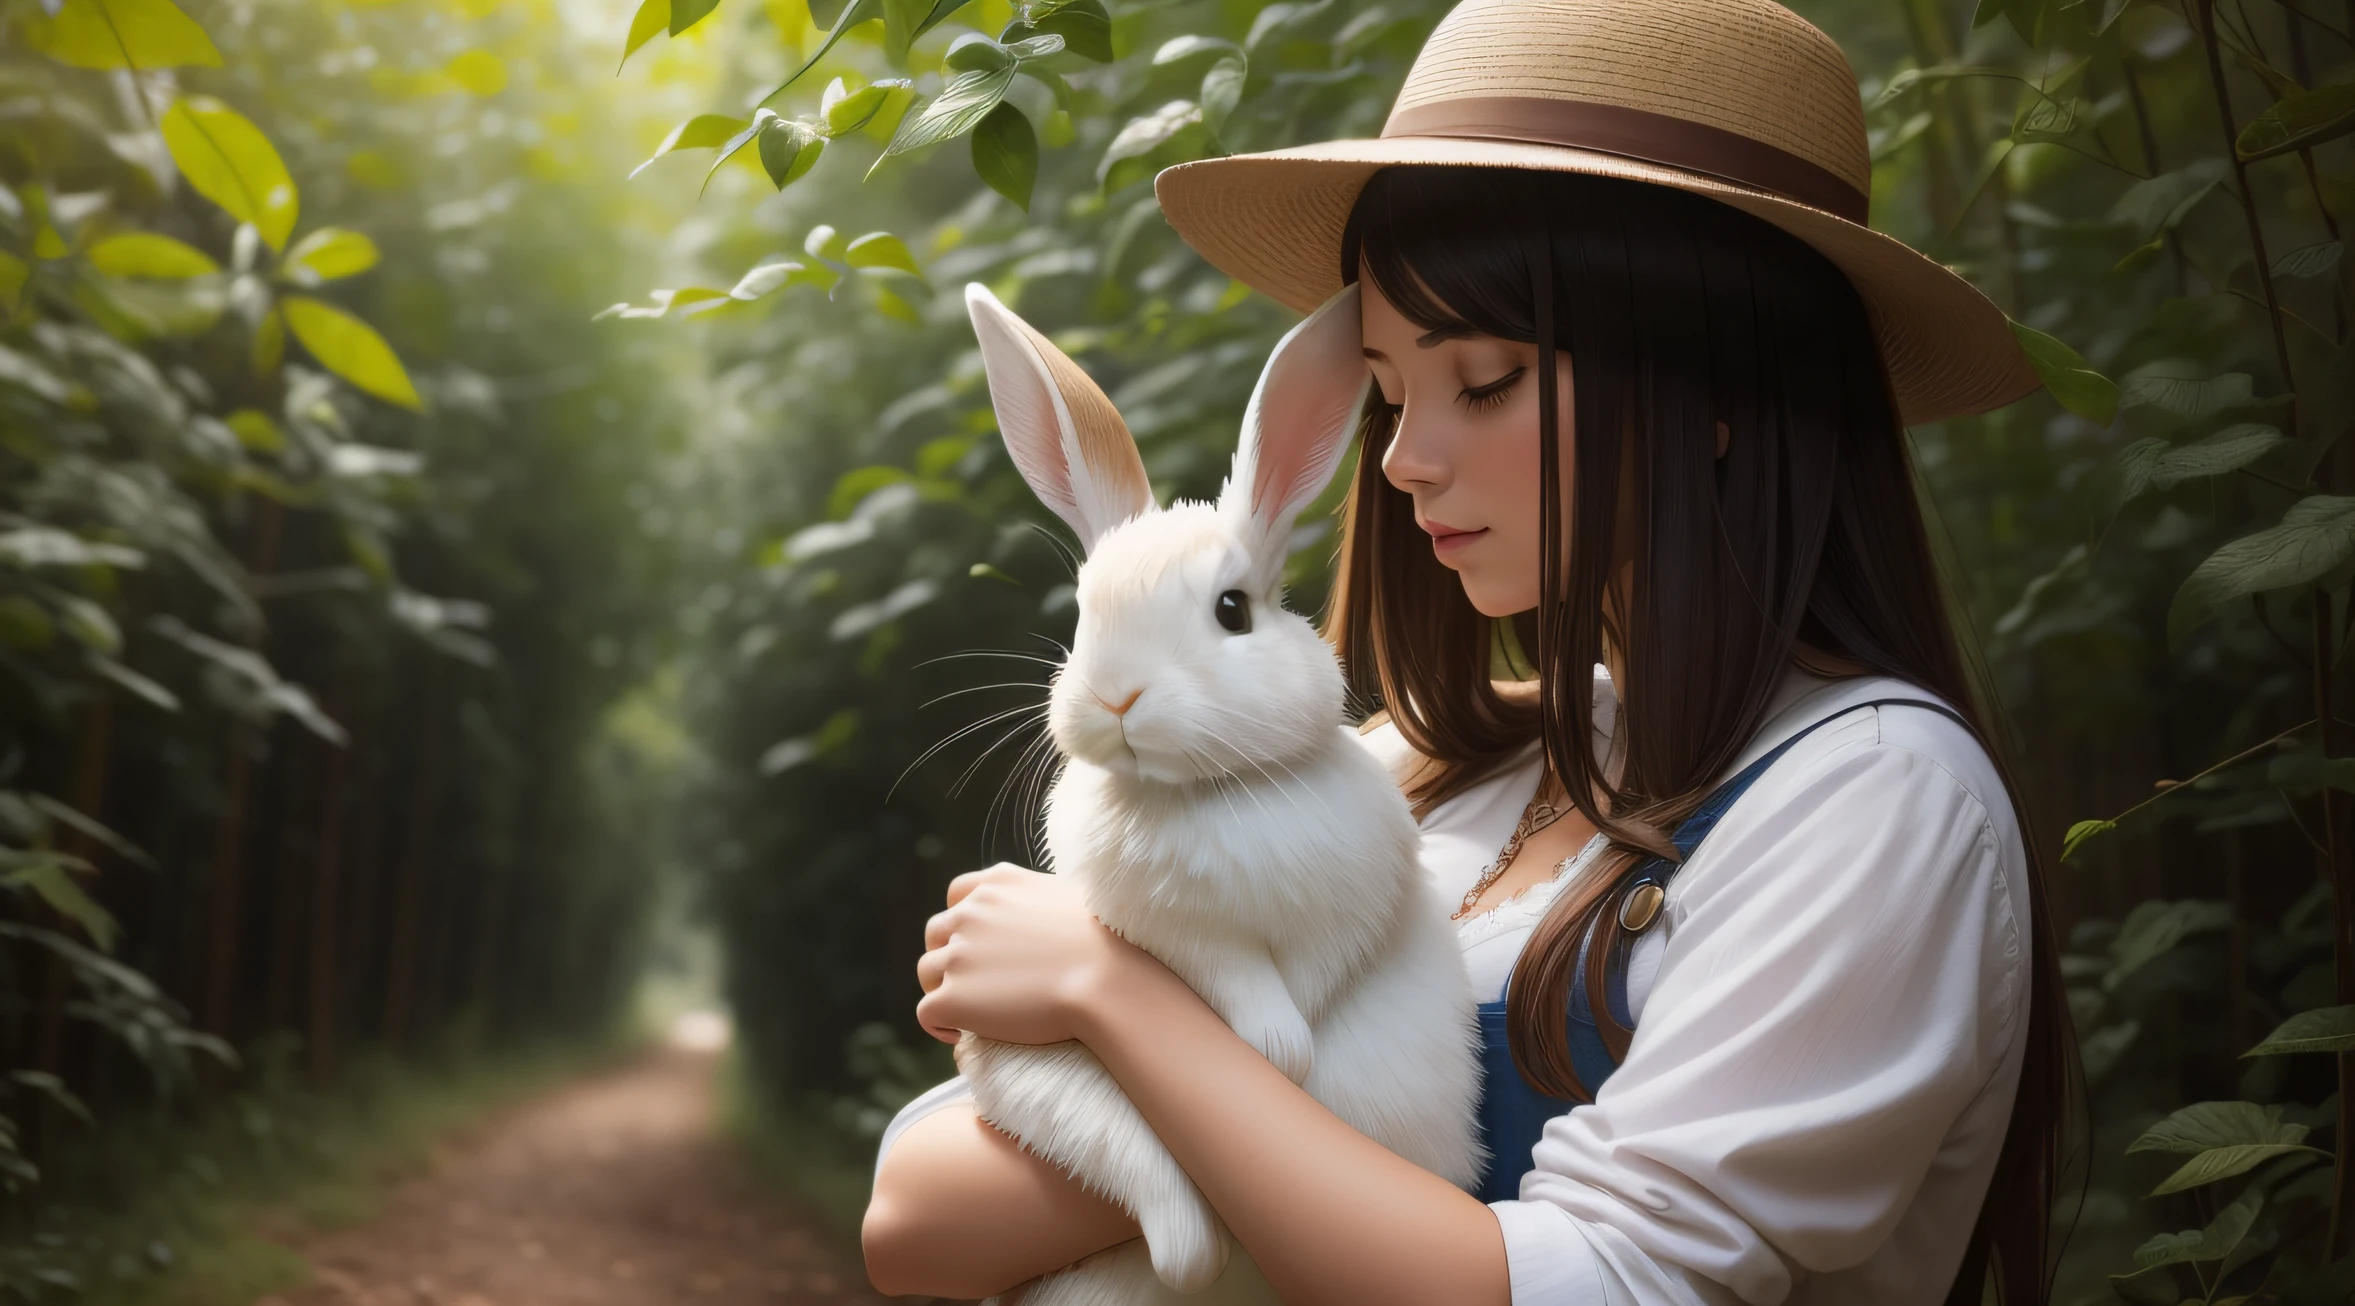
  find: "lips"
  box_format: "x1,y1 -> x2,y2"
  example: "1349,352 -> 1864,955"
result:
1421,518 -> 1488,552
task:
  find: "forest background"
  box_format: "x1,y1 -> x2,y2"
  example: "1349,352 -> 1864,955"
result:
2,0 -> 2352,1299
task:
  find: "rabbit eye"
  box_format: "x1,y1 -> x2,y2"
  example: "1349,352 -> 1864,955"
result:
1214,589 -> 1251,634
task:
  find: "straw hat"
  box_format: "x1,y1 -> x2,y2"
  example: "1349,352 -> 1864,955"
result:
1153,0 -> 2043,428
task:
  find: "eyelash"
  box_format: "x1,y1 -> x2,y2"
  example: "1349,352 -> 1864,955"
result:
1459,368 -> 1525,412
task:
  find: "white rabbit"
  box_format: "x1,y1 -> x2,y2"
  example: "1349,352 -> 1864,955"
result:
955,281 -> 1485,1306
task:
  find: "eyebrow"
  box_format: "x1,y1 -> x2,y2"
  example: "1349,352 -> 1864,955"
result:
1362,323 -> 1481,360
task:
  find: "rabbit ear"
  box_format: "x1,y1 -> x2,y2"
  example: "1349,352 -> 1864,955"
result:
964,283 -> 1153,552
1222,282 -> 1370,556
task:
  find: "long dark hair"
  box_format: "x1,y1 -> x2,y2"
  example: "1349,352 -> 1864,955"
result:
1321,165 -> 2080,1306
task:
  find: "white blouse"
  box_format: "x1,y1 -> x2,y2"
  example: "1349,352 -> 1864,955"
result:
874,667 -> 2030,1305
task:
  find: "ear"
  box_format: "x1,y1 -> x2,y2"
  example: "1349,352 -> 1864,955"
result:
1222,282 -> 1371,558
964,283 -> 1153,552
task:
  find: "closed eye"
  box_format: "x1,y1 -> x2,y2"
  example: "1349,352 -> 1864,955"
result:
1459,367 -> 1526,412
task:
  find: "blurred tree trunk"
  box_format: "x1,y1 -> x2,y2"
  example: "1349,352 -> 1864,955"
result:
202,498 -> 284,1054
308,684 -> 353,1087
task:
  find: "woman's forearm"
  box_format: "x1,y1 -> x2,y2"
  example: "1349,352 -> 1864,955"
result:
1069,960 -> 1513,1306
862,1101 -> 1141,1298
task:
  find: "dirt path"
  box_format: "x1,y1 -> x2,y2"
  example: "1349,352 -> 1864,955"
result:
259,1048 -> 897,1306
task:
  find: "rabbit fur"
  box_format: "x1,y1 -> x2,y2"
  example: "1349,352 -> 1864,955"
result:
956,282 -> 1485,1306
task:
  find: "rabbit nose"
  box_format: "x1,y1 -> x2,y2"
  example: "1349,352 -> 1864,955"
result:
1095,688 -> 1143,717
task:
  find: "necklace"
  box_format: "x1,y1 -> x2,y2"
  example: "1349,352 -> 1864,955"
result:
1452,774 -> 1571,920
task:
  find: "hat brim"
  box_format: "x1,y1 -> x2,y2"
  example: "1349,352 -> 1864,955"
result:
1154,136 -> 2042,429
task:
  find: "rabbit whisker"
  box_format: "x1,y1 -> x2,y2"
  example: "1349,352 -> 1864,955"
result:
985,727 -> 1063,858
891,703 -> 1051,801
1182,743 -> 1279,825
949,712 -> 1049,799
916,649 -> 1065,671
920,681 -> 1051,710
1181,747 -> 1252,828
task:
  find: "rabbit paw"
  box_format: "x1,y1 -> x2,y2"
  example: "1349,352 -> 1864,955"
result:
1140,1200 -> 1230,1294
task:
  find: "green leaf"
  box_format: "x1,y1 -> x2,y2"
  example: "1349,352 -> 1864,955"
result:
662,287 -> 732,316
702,109 -> 779,195
280,227 -> 378,283
2169,496 -> 2355,644
909,0 -> 975,39
2008,320 -> 2116,426
161,96 -> 298,254
882,64 -> 1017,158
2273,240 -> 2344,280
758,119 -> 826,189
2120,365 -> 2260,419
0,252 -> 27,312
630,113 -> 748,180
224,409 -> 284,454
89,654 -> 178,711
1152,33 -> 1244,65
1200,56 -> 1247,130
2151,1144 -> 2324,1196
1027,0 -> 1110,61
445,49 -> 506,96
2109,424 -> 2289,510
251,306 -> 285,375
845,232 -> 921,278
0,598 -> 52,650
619,0 -> 666,69
29,794 -> 152,869
1005,32 -> 1064,59
2246,1005 -> 2355,1056
880,0 -> 926,61
822,79 -> 912,136
2110,159 -> 2228,239
944,33 -> 1013,71
27,0 -> 221,70
2127,1188 -> 2264,1270
2105,899 -> 2232,990
971,102 -> 1038,210
2,857 -> 118,953
281,296 -> 423,410
1099,99 -> 1217,192
759,0 -> 880,104
10,1071 -> 93,1126
805,224 -> 849,262
86,232 -> 219,279
2130,1100 -> 2309,1154
969,561 -> 1019,584
668,0 -> 719,35
2061,818 -> 2115,863
2237,81 -> 2355,161
55,597 -> 118,655
2264,749 -> 2355,794
727,261 -> 812,300
759,707 -> 861,775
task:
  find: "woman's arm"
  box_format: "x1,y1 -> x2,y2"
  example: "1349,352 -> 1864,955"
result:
863,1100 -> 1140,1298
900,865 -> 1513,1306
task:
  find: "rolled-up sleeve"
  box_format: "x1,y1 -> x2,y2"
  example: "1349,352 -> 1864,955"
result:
873,1074 -> 976,1184
1492,733 -> 2026,1305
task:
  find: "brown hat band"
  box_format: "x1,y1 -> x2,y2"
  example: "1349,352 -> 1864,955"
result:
1382,96 -> 1870,225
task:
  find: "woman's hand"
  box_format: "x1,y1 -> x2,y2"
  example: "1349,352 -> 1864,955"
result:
915,863 -> 1170,1046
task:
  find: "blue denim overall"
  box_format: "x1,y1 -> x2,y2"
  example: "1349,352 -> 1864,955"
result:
1470,696 -> 1967,1203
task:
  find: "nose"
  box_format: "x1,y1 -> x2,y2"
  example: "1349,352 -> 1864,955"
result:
1095,688 -> 1143,717
1380,403 -> 1449,494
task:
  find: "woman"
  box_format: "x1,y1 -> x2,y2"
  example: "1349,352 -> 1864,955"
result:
864,0 -> 2076,1302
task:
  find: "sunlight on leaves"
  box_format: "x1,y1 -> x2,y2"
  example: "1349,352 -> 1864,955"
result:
161,97 -> 297,253
281,296 -> 423,410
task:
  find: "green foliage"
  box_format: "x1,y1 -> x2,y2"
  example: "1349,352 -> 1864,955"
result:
2,0 -> 694,1287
